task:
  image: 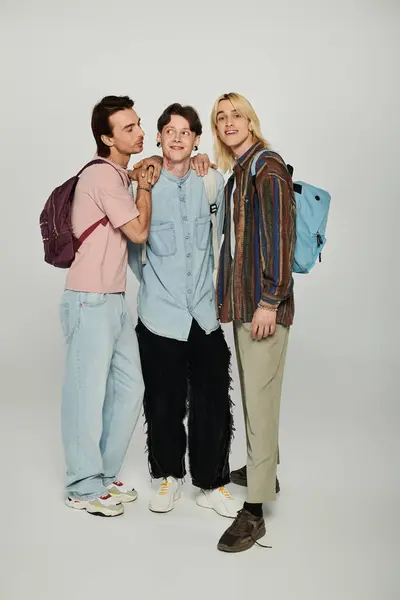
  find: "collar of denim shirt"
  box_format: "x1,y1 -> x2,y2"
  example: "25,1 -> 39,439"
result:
161,166 -> 192,185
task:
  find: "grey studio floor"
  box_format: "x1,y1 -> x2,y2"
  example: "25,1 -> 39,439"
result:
1,320 -> 398,600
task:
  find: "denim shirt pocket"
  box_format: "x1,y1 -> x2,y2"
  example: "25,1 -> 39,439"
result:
148,222 -> 177,257
195,215 -> 211,251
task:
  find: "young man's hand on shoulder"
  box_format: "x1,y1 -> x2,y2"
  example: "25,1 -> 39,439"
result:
190,153 -> 218,177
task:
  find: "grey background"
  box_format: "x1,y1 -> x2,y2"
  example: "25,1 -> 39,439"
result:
0,0 -> 398,599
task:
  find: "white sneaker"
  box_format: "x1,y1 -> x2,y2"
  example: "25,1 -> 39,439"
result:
149,477 -> 181,513
106,480 -> 138,503
65,493 -> 124,517
196,486 -> 240,518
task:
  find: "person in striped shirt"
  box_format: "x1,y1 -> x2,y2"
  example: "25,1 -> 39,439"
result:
211,93 -> 296,553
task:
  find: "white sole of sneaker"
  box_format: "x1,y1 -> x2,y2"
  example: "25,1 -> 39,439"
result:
109,492 -> 138,504
149,488 -> 182,513
86,505 -> 124,517
196,494 -> 238,519
65,497 -> 124,517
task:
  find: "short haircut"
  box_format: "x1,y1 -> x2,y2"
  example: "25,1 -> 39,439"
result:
91,95 -> 134,157
157,103 -> 202,136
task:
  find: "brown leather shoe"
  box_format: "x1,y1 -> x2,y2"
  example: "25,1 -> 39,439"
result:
217,508 -> 269,553
230,465 -> 280,494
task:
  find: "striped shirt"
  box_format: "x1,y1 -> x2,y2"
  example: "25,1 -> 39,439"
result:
217,142 -> 296,327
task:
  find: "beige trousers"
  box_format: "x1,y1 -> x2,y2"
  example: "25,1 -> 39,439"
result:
233,322 -> 290,503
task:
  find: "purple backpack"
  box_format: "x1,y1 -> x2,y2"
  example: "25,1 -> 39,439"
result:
40,159 -> 125,268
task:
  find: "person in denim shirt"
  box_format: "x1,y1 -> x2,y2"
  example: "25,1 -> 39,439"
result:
130,103 -> 239,519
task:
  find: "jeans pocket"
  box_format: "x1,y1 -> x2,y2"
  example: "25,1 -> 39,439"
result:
60,299 -> 79,342
242,322 -> 253,335
80,293 -> 108,307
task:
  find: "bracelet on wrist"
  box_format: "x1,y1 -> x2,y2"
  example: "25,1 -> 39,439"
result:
257,301 -> 279,312
137,185 -> 152,192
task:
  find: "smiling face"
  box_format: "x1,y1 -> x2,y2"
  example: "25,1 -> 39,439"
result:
215,98 -> 254,158
157,114 -> 199,164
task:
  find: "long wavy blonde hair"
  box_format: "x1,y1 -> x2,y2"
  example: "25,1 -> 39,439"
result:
211,92 -> 270,173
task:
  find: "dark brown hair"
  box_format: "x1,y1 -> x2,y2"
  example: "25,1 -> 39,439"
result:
91,95 -> 134,157
157,103 -> 202,136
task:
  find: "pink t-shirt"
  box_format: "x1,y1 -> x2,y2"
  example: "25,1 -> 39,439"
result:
65,157 -> 139,293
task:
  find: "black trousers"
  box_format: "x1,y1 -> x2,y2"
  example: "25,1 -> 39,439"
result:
136,319 -> 233,490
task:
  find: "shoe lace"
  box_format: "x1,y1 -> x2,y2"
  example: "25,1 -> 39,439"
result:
158,479 -> 170,496
254,539 -> 272,549
229,510 -> 252,535
218,486 -> 233,500
230,510 -> 272,549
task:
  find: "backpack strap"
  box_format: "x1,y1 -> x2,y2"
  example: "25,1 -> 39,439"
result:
78,159 -> 126,185
251,150 -> 290,177
203,169 -> 219,269
79,216 -> 109,243
250,150 -> 268,177
251,153 -> 302,193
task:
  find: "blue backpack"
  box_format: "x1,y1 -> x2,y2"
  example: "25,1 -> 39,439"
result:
251,151 -> 331,274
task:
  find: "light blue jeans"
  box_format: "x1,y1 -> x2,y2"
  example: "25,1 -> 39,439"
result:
60,291 -> 144,500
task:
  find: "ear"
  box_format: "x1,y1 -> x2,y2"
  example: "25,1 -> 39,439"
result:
101,134 -> 113,149
156,132 -> 162,145
194,135 -> 200,150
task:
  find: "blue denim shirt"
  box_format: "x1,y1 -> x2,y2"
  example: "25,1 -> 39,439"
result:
128,168 -> 225,341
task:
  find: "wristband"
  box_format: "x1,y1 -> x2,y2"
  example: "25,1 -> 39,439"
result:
257,302 -> 278,312
137,185 -> 152,192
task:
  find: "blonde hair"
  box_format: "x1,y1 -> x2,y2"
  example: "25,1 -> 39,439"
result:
210,92 -> 270,173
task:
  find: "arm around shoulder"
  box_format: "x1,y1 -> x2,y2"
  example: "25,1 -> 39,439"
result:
94,166 -> 152,245
120,186 -> 152,244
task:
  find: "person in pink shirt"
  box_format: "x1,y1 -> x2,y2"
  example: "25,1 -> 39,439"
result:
61,95 -> 158,517
60,95 -> 214,518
